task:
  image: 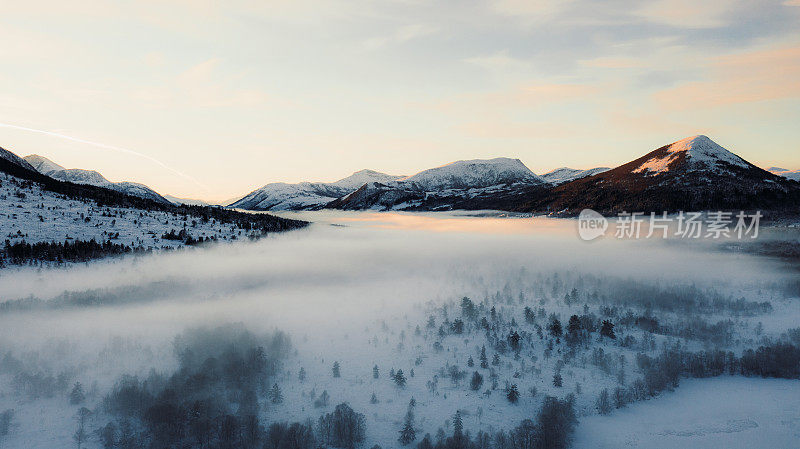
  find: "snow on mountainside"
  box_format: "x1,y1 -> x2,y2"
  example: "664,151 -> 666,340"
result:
767,167 -> 800,182
23,154 -> 171,205
632,135 -> 750,175
328,158 -> 549,211
540,167 -> 610,185
23,154 -> 64,174
400,157 -> 544,190
329,169 -> 404,190
514,135 -> 800,214
1,147 -> 37,172
230,169 -> 404,211
0,171 -> 264,251
163,194 -> 214,206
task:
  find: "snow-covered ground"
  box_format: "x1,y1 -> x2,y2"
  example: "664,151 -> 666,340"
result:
0,172 -> 254,251
0,211 -> 797,448
573,376 -> 800,449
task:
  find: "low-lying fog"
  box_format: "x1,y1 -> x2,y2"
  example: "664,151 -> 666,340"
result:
1,211 -> 798,448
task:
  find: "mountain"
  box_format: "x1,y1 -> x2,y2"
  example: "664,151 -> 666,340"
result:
540,167 -> 610,185
1,147 -> 37,172
163,194 -> 214,206
23,154 -> 171,205
514,135 -> 800,214
399,158 -> 543,190
328,158 -> 548,211
23,154 -> 64,173
767,167 -> 800,182
230,169 -> 404,210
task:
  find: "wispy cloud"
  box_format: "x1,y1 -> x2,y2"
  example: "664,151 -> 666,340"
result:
654,44 -> 800,109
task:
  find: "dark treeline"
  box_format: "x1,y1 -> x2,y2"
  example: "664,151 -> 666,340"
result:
0,280 -> 195,313
601,341 -> 800,412
101,324 -> 292,448
1,238 -> 146,265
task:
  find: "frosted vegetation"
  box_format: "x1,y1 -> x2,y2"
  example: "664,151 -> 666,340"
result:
0,211 -> 798,448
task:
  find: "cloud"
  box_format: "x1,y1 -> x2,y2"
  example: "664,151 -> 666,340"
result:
489,0 -> 575,22
654,44 -> 800,109
362,23 -> 439,50
634,0 -> 742,28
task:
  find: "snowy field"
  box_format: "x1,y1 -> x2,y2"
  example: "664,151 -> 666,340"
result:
0,211 -> 798,448
573,377 -> 800,449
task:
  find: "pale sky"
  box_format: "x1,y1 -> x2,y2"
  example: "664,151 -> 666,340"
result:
1,0 -> 799,201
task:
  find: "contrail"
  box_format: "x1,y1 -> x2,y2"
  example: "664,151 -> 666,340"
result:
0,122 -> 206,188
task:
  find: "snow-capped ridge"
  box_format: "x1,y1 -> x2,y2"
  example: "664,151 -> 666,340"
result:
633,135 -> 749,175
1,147 -> 37,172
400,157 -> 544,190
23,154 -> 64,174
21,153 -> 170,204
541,167 -> 611,185
766,167 -> 800,182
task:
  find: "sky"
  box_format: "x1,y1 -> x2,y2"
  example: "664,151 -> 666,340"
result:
1,0 -> 799,202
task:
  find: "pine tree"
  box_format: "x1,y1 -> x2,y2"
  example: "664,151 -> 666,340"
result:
269,383 -> 284,404
553,373 -> 563,387
373,364 -> 380,379
600,320 -> 616,339
370,393 -> 378,404
69,382 -> 85,405
506,384 -> 520,403
298,367 -> 306,382
332,361 -> 341,378
453,411 -> 463,438
597,388 -> 611,415
492,353 -> 500,366
73,407 -> 91,449
394,369 -> 407,387
418,434 -> 434,449
470,371 -> 484,391
467,356 -> 474,367
480,346 -> 489,369
398,410 -> 416,445
548,318 -> 562,338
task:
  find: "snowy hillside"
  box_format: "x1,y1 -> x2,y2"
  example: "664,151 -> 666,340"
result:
0,172 -> 267,254
767,167 -> 800,182
540,167 -> 610,185
632,135 -> 750,176
401,157 -> 544,190
1,147 -> 36,171
230,169 -> 403,211
23,154 -> 171,204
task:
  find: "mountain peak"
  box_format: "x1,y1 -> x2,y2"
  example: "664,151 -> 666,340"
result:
24,154 -> 65,174
401,157 -> 543,190
633,135 -> 749,175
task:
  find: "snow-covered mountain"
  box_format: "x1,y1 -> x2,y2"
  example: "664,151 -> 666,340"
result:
517,135 -> 800,214
22,153 -> 63,174
767,167 -> 800,182
230,169 -> 404,211
400,157 -> 544,190
631,135 -> 750,176
329,158 -> 548,211
1,147 -> 37,172
540,167 -> 610,185
23,154 -> 171,205
163,194 -> 214,206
